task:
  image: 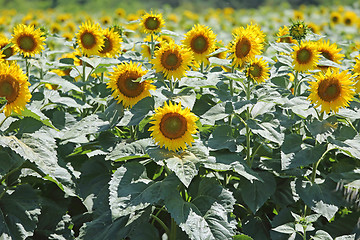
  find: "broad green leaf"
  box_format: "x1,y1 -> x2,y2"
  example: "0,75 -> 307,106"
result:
41,72 -> 82,93
165,178 -> 236,240
0,184 -> 41,240
312,230 -> 333,240
201,102 -> 231,125
295,179 -> 346,221
282,96 -> 314,118
208,125 -> 237,152
127,222 -> 160,240
334,234 -> 356,240
16,107 -> 57,129
240,171 -> 276,213
0,147 -> 24,179
272,223 -> 296,234
281,134 -> 327,170
233,234 -> 254,240
106,138 -> 153,162
98,99 -> 124,128
166,151 -> 200,188
247,119 -> 284,145
46,90 -> 90,109
329,134 -> 360,159
242,216 -> 271,240
60,114 -> 108,144
305,116 -> 337,143
117,97 -> 154,126
204,151 -> 260,182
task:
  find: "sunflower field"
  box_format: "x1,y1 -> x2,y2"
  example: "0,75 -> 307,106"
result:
0,2 -> 360,240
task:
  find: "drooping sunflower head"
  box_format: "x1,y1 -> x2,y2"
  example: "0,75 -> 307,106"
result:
307,69 -> 355,114
140,12 -> 165,35
289,21 -> 309,41
246,57 -> 270,84
11,24 -> 46,57
75,21 -> 104,56
149,101 -> 199,152
316,39 -> 344,71
276,25 -> 297,44
0,36 -> 15,59
292,41 -> 320,72
227,26 -> 264,68
182,24 -> 217,64
0,61 -> 31,116
107,61 -> 155,108
98,28 -> 122,58
151,42 -> 194,80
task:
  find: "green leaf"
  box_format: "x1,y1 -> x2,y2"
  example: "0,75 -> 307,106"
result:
106,138 -> 152,162
208,125 -> 237,152
41,72 -> 82,93
60,114 -> 107,144
334,234 -> 356,240
46,90 -> 90,109
165,178 -> 236,240
166,151 -> 200,188
240,171 -> 276,213
233,234 -> 254,240
201,102 -> 231,125
99,100 -> 124,129
312,230 -> 333,240
247,119 -> 284,145
271,223 -> 296,234
16,107 -> 57,130
281,134 -> 327,170
118,97 -> 154,126
128,222 -> 160,240
0,184 -> 41,240
306,116 -> 337,143
0,147 -> 24,179
295,179 -> 346,221
329,134 -> 360,159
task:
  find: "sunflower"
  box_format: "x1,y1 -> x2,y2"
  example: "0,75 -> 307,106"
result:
0,61 -> 31,116
307,22 -> 320,34
227,25 -> 264,68
182,24 -> 217,64
149,101 -> 198,152
330,11 -> 341,25
11,24 -> 46,57
75,21 -> 104,56
151,42 -> 194,80
307,69 -> 355,114
343,11 -> 357,26
98,28 -> 122,58
140,12 -> 165,35
107,61 -> 155,108
292,41 -> 320,72
0,36 -> 15,59
289,21 -> 308,41
276,25 -> 297,44
246,57 -> 270,84
316,39 -> 344,71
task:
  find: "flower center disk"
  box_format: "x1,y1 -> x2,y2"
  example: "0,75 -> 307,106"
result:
117,72 -> 144,98
0,76 -> 19,103
18,35 -> 36,51
145,17 -> 160,30
318,79 -> 341,102
81,32 -> 96,49
161,51 -> 182,70
191,35 -> 208,53
297,48 -> 312,64
235,38 -> 251,58
160,113 -> 187,139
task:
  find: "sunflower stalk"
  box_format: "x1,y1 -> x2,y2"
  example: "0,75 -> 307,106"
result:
244,78 -> 253,167
169,217 -> 177,240
150,34 -> 155,59
293,70 -> 299,96
150,214 -> 170,237
25,57 -> 30,79
0,116 -> 9,132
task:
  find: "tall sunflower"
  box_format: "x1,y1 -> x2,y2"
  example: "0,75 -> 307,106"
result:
151,42 -> 194,80
140,12 -> 165,35
75,21 -> 104,56
316,39 -> 344,71
227,24 -> 264,68
246,57 -> 270,84
11,24 -> 46,57
308,69 -> 355,114
0,61 -> 31,116
98,28 -> 122,58
107,61 -> 155,108
149,101 -> 198,152
292,41 -> 320,72
182,24 -> 217,64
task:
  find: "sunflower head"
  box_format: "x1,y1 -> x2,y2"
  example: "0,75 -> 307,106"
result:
289,21 -> 309,41
98,28 -> 122,58
149,101 -> 199,152
75,21 -> 104,56
151,42 -> 194,80
0,36 -> 15,59
11,24 -> 46,57
182,24 -> 217,64
0,61 -> 31,116
307,69 -> 355,114
107,61 -> 155,108
246,57 -> 270,84
276,25 -> 297,44
292,41 -> 320,72
140,12 -> 165,35
343,11 -> 357,26
330,12 -> 341,25
316,39 -> 344,71
227,24 -> 264,68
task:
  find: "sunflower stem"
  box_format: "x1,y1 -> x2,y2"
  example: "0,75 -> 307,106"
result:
150,206 -> 166,225
169,78 -> 175,93
200,61 -> 204,74
0,116 -> 9,131
293,70 -> 299,96
25,57 -> 30,79
100,72 -> 104,83
150,214 -> 170,237
169,217 -> 177,240
150,34 -> 155,59
245,78 -> 252,167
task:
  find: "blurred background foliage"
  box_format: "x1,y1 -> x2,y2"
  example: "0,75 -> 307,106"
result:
0,0 -> 358,13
